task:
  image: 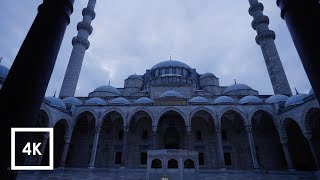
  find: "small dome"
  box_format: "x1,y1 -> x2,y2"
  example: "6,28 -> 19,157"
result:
45,97 -> 66,109
189,96 -> 209,103
62,97 -> 83,105
200,73 -> 216,79
239,96 -> 263,104
85,97 -> 106,105
135,97 -> 154,104
127,74 -> 143,80
285,94 -> 308,108
0,64 -> 9,78
223,84 -> 253,94
151,60 -> 191,70
110,97 -> 130,105
309,88 -> 314,95
265,94 -> 289,104
213,96 -> 236,104
160,90 -> 184,98
94,85 -> 121,95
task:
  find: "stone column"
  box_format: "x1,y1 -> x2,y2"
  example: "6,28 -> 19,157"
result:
280,139 -> 295,171
152,126 -> 157,150
37,133 -> 49,165
305,134 -> 320,169
186,126 -> 192,150
89,127 -> 101,168
120,126 -> 129,168
0,1 -> 75,177
59,137 -> 71,168
215,126 -> 225,169
246,126 -> 259,169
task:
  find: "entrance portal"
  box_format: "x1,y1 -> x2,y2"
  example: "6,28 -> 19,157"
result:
165,127 -> 180,149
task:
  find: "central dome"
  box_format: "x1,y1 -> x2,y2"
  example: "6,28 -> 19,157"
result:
151,60 -> 191,70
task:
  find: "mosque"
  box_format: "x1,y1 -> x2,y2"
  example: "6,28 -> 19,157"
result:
1,0 -> 319,174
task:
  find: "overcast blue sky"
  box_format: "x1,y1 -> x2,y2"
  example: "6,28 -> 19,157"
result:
0,0 -> 311,97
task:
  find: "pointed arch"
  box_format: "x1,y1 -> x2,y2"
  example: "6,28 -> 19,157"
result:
189,107 -> 217,126
155,107 -> 187,127
99,107 -> 127,127
128,107 -> 154,126
218,107 -> 247,126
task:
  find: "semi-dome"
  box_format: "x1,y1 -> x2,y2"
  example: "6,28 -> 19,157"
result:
309,88 -> 314,95
239,96 -> 263,104
151,60 -> 191,70
94,85 -> 121,95
265,94 -> 289,104
62,97 -> 83,105
213,96 -> 236,104
0,64 -> 9,78
127,74 -> 143,80
45,97 -> 66,109
285,94 -> 308,108
223,84 -> 253,94
160,90 -> 184,98
135,97 -> 154,104
110,97 -> 130,105
200,73 -> 216,79
189,96 -> 209,104
85,97 -> 106,105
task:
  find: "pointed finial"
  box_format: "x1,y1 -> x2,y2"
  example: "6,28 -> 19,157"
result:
294,87 -> 299,95
0,57 -> 2,63
170,53 -> 172,61
54,91 -> 57,97
108,81 -> 111,86
234,79 -> 237,84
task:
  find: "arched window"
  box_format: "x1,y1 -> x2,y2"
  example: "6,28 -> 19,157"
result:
184,159 -> 195,169
196,130 -> 202,141
168,159 -> 178,168
151,159 -> 162,168
142,129 -> 148,140
118,130 -> 124,140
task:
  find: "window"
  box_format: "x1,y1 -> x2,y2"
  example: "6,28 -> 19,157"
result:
184,159 -> 195,169
140,152 -> 147,165
118,130 -> 124,140
115,152 -> 122,164
196,130 -> 202,141
199,152 -> 205,165
172,68 -> 176,74
168,159 -> 178,168
151,159 -> 162,168
142,129 -> 148,140
165,68 -> 169,74
222,130 -> 227,140
224,152 -> 232,166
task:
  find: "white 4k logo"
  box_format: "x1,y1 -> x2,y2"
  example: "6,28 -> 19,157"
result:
22,142 -> 42,156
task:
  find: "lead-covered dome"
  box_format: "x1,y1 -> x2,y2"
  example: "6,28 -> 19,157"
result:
110,97 -> 130,105
0,64 -> 9,78
45,97 -> 66,109
63,97 -> 83,105
239,96 -> 263,104
213,96 -> 236,104
200,73 -> 216,79
94,85 -> 121,95
160,90 -> 184,98
189,96 -> 209,104
151,60 -> 191,70
85,97 -> 106,105
265,94 -> 289,104
285,94 -> 308,108
135,97 -> 154,104
223,84 -> 253,94
127,74 -> 143,80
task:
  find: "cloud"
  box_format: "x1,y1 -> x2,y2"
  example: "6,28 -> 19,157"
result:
0,0 -> 311,97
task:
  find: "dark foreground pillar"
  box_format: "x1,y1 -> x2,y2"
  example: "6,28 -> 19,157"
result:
0,0 -> 74,179
276,0 -> 320,100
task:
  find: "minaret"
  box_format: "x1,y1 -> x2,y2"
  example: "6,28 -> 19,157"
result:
59,0 -> 96,98
248,0 -> 292,96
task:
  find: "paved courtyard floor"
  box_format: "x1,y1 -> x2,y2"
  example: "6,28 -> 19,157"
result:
16,168 -> 320,180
